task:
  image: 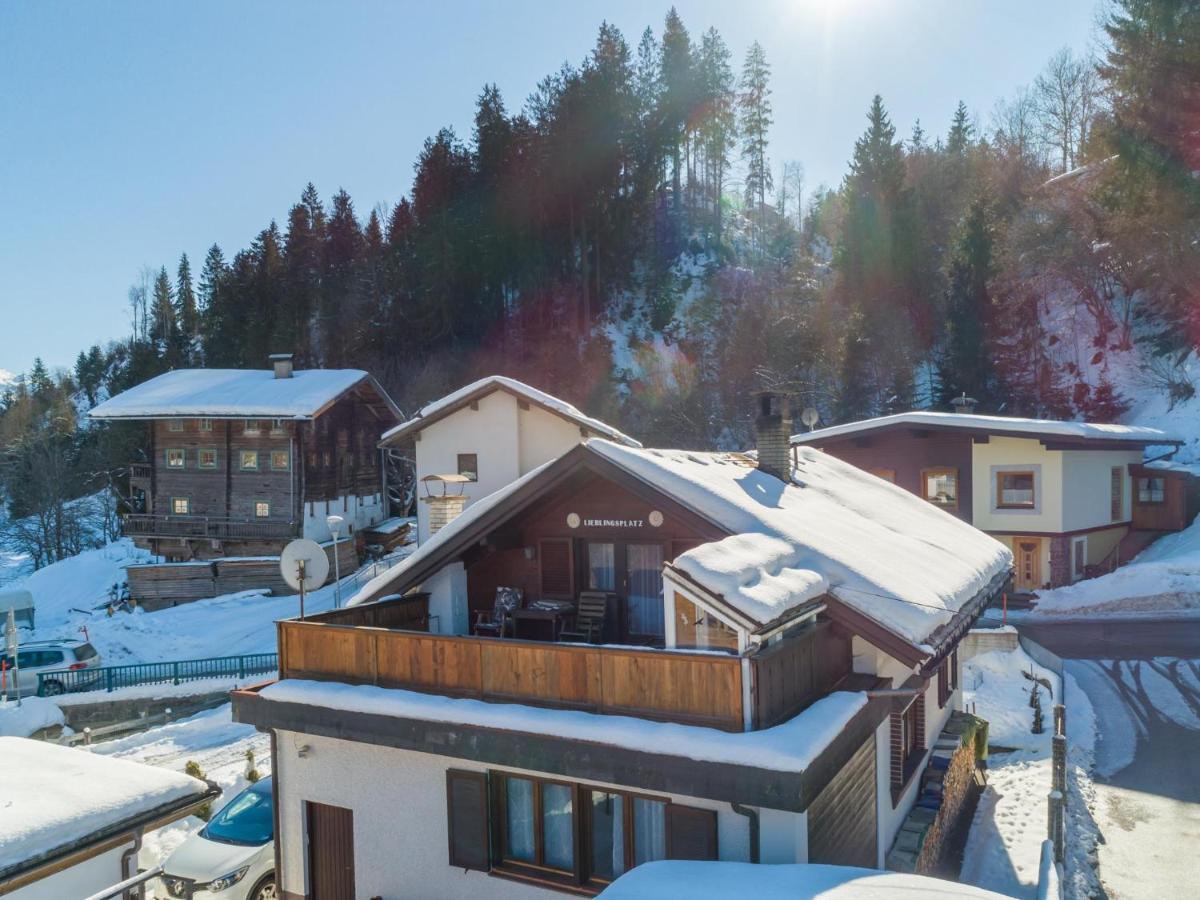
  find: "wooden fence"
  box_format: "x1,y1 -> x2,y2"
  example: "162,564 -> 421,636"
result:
749,621 -> 851,729
278,619 -> 746,731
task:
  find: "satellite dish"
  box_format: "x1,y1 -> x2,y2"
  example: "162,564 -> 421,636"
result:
280,539 -> 330,593
800,407 -> 820,430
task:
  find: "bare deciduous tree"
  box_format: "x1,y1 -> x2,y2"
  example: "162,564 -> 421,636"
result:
1034,48 -> 1101,173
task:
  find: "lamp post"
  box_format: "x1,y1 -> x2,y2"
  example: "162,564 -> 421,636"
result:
326,514 -> 345,608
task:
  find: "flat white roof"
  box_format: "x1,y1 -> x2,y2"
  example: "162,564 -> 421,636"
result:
0,737 -> 209,874
89,368 -> 386,420
791,410 -> 1177,446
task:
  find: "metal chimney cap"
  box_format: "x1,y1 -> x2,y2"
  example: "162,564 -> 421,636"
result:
950,393 -> 979,414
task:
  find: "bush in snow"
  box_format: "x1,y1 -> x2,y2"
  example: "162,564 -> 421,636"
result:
244,747 -> 260,783
185,760 -> 213,820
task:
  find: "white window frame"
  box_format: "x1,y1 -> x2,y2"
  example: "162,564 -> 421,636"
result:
254,501 -> 270,519
167,419 -> 184,433
1071,536 -> 1088,582
198,418 -> 213,432
171,497 -> 191,515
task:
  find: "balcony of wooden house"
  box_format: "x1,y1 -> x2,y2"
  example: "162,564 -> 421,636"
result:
121,513 -> 300,542
273,592 -> 856,733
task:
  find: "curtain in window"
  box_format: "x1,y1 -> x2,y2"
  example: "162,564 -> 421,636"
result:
626,544 -> 665,636
541,783 -> 574,870
588,543 -> 616,591
632,798 -> 667,865
505,778 -> 535,862
589,791 -> 626,880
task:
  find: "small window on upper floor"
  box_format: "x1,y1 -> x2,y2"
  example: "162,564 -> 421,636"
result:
1137,476 -> 1166,504
198,448 -> 218,469
271,450 -> 290,471
922,467 -> 958,509
244,420 -> 261,436
457,453 -> 479,482
198,418 -> 213,432
166,448 -> 186,468
270,418 -> 286,435
240,450 -> 259,470
997,471 -> 1036,509
167,420 -> 184,433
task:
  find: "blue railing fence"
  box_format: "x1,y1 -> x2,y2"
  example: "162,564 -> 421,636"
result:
36,652 -> 278,696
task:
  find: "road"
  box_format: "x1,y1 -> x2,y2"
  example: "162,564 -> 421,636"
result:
1015,619 -> 1200,900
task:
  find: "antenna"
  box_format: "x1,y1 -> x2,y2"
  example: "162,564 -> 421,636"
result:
280,539 -> 330,620
800,407 -> 820,431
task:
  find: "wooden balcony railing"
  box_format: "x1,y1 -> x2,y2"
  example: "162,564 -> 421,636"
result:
278,612 -> 746,731
122,513 -> 299,541
128,462 -> 152,482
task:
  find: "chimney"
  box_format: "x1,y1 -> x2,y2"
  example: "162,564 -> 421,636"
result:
270,353 -> 294,379
754,390 -> 794,481
950,392 -> 978,415
420,474 -> 471,536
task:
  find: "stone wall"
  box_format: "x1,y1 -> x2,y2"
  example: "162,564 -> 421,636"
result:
960,626 -> 1019,661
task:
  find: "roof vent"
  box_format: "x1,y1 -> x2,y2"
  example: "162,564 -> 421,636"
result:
950,393 -> 978,415
270,353 -> 294,379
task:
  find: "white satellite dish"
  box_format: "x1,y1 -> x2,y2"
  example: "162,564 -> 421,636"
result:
281,539 -> 329,619
800,407 -> 820,430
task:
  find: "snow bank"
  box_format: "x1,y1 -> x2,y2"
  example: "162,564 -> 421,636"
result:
963,648 -> 1060,752
381,374 -> 641,447
0,697 -> 64,737
14,538 -> 151,632
261,679 -> 866,773
88,368 -> 372,419
602,861 -> 1011,899
0,737 -> 208,872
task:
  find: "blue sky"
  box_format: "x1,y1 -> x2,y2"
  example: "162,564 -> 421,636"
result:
0,0 -> 1100,376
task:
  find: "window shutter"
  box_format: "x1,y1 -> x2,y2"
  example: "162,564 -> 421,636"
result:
889,711 -> 904,795
539,539 -> 573,598
665,804 -> 718,860
446,770 -> 490,871
951,649 -> 959,691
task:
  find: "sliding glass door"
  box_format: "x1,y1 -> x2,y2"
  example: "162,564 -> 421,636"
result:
625,543 -> 664,639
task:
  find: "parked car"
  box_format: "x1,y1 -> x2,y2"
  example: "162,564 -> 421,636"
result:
0,639 -> 102,696
159,776 -> 276,900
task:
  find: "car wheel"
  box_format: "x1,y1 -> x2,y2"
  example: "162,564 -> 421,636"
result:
251,875 -> 277,900
41,680 -> 64,696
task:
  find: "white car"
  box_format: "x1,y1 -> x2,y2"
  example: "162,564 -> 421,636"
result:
159,776 -> 276,900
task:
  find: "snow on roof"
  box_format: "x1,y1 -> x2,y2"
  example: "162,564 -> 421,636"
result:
791,410 -> 1178,446
380,375 -> 642,447
88,368 -> 379,419
592,441 -> 1011,647
0,737 -> 209,872
601,861 -> 1011,899
260,679 -> 866,772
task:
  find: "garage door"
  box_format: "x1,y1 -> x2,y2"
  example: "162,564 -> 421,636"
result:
807,733 -> 877,868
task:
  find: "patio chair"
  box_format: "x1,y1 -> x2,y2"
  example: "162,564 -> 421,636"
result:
473,586 -> 524,637
559,591 -> 608,643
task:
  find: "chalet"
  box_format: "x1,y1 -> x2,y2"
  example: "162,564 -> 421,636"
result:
791,410 -> 1188,591
379,376 -> 640,544
232,392 -> 1011,898
89,356 -> 402,607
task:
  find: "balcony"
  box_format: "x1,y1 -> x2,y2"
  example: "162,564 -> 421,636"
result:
128,462 -> 152,483
275,596 -> 852,732
122,513 -> 299,541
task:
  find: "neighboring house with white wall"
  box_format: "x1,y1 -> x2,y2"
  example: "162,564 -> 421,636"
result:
792,411 -> 1184,591
0,737 -> 215,900
379,376 -> 640,544
233,394 -> 1010,898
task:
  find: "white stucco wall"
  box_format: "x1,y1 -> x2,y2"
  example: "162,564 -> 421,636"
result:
971,437 -> 1065,533
10,844 -> 130,900
517,403 -> 586,475
273,731 -> 762,899
302,491 -> 385,542
422,562 -> 469,635
1059,448 -> 1141,531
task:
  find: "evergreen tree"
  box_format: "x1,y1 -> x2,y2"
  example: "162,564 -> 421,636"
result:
697,28 -> 736,245
150,266 -> 177,349
946,101 -> 973,157
659,8 -> 693,219
939,193 -> 997,407
739,41 -> 773,248
176,253 -> 200,348
197,244 -> 227,314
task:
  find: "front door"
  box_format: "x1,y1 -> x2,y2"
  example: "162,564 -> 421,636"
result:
307,801 -> 355,899
1014,538 -> 1042,591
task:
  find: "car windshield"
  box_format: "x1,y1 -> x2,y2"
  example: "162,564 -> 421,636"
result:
202,778 -> 273,846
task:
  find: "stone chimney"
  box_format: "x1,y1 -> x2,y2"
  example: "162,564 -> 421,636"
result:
754,390 -> 794,481
420,474 -> 471,536
270,353 -> 294,379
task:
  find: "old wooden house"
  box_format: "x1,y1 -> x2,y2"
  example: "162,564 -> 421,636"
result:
89,356 -> 401,606
232,394 -> 1010,898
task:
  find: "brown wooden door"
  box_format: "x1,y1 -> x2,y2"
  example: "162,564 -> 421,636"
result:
307,801 -> 355,900
1014,538 -> 1042,591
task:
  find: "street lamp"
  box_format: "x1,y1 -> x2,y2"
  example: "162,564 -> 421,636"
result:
326,514 -> 345,608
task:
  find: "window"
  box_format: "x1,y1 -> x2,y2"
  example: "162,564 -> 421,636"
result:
868,468 -> 896,484
167,419 -> 184,432
240,450 -> 259,470
198,448 -> 218,469
323,450 -> 332,469
198,418 -> 213,432
270,418 -> 286,435
166,448 -> 186,468
921,467 -> 958,509
1137,476 -> 1165,504
243,419 -> 261,435
255,501 -> 270,518
171,497 -> 190,515
1072,536 -> 1087,581
996,471 -> 1036,509
674,594 -> 739,652
1111,467 -> 1124,520
499,776 -> 574,873
457,453 -> 478,482
587,542 -> 616,591
271,450 -> 290,471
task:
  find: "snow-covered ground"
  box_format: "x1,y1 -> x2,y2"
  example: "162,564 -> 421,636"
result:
0,696 -> 65,737
962,648 -> 1060,752
1026,518 -> 1200,619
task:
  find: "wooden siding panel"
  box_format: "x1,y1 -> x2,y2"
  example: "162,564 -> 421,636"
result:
284,623 -> 376,683
480,641 -> 602,708
751,621 -> 851,729
807,733 -> 877,868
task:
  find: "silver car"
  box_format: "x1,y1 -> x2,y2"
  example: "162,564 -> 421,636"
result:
0,639 -> 102,696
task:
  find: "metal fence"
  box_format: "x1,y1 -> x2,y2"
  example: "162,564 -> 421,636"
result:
36,652 -> 278,696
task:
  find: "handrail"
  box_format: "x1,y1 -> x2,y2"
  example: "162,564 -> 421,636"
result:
36,652 -> 278,696
121,513 -> 298,540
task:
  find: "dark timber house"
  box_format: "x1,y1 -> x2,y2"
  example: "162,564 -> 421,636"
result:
89,356 -> 401,607
233,393 -> 1011,898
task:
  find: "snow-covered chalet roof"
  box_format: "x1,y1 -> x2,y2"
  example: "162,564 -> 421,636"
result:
379,375 -> 641,447
791,410 -> 1178,447
0,737 -> 212,876
350,439 -> 1012,649
88,368 -> 398,420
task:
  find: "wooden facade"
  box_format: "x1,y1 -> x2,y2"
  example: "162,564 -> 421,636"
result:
1130,463 -> 1199,532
